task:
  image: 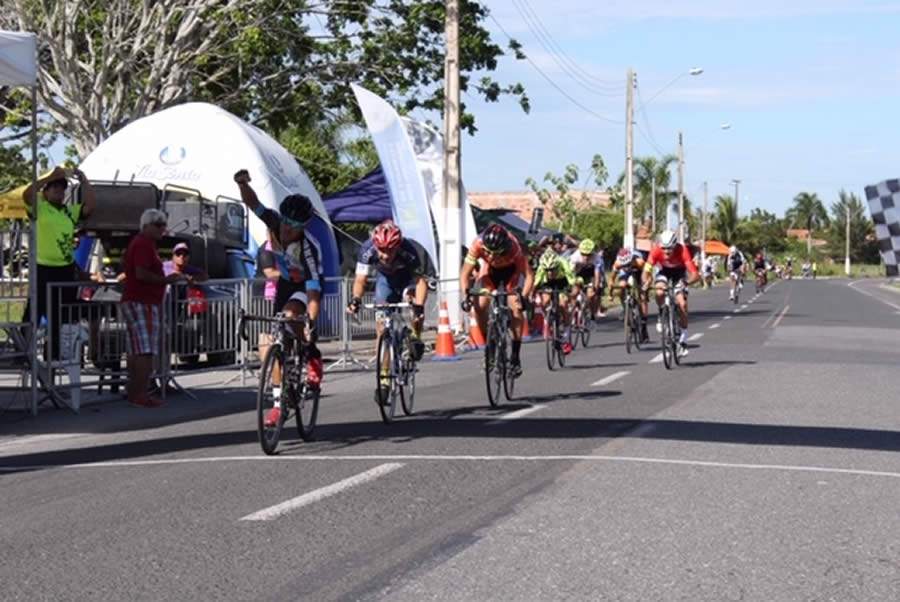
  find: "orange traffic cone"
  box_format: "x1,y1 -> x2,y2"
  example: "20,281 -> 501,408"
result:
432,300 -> 461,361
466,308 -> 486,350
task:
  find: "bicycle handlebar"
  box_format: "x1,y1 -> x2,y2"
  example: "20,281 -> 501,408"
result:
364,302 -> 411,310
238,310 -> 309,342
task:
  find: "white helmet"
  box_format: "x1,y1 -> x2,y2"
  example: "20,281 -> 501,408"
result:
659,229 -> 677,249
729,245 -> 737,254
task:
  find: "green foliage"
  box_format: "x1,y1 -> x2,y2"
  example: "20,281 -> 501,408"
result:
733,208 -> 787,254
526,155 -> 609,229
546,208 -> 624,257
825,190 -> 880,263
710,195 -> 738,244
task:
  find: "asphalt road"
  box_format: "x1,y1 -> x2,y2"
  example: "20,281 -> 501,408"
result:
2,277 -> 899,601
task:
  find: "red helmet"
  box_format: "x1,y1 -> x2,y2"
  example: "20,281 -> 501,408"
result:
372,220 -> 402,251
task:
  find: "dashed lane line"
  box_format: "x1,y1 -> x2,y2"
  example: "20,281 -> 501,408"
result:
239,463 -> 404,521
687,333 -> 704,342
771,304 -> 791,328
486,404 -> 546,425
649,353 -> 663,364
5,455 -> 900,482
591,371 -> 630,387
708,323 -> 720,330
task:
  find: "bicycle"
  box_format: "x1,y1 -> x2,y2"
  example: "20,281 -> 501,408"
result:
239,310 -> 319,455
369,302 -> 418,423
570,291 -> 591,349
729,270 -> 742,304
655,280 -> 686,370
468,289 -> 519,406
755,268 -> 767,294
614,276 -> 646,354
538,287 -> 569,371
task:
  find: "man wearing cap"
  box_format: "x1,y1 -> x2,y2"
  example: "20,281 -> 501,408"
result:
163,242 -> 208,283
22,165 -> 96,360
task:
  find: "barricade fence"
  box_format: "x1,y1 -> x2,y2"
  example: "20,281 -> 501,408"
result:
0,224 -> 31,364
36,275 -> 467,412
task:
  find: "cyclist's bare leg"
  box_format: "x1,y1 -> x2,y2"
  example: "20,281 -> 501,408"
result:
675,292 -> 689,330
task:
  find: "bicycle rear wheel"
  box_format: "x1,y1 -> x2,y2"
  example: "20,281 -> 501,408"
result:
502,336 -> 516,401
570,307 -> 581,351
294,360 -> 319,442
672,311 -> 684,366
257,345 -> 286,455
400,334 -> 417,416
579,302 -> 591,348
485,324 -> 503,407
375,332 -> 398,423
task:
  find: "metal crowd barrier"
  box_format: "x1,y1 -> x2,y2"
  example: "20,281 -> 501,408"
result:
32,274 -> 470,413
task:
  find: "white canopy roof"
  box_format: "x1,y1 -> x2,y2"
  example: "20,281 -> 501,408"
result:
80,102 -> 329,246
0,31 -> 36,86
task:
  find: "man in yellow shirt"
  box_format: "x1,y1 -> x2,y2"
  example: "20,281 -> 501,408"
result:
22,166 -> 96,360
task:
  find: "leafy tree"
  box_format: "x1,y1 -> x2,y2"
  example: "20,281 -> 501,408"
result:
734,208 -> 787,254
526,155 -> 608,230
1,1 -> 528,182
567,208 -> 624,258
632,154 -> 677,234
786,192 -> 829,256
827,190 -> 879,263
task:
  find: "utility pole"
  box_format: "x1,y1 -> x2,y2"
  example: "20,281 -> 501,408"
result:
650,176 -> 656,236
701,180 -> 708,267
442,0 -> 462,329
732,178 -> 741,217
677,131 -> 684,243
624,68 -> 635,249
845,203 -> 852,276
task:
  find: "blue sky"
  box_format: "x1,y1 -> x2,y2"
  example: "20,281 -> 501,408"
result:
449,0 -> 900,217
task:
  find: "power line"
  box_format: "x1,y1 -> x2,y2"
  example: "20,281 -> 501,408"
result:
634,79 -> 667,157
488,12 -> 623,125
510,0 -> 623,97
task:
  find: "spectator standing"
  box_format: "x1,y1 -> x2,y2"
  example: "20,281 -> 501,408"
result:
22,166 -> 96,359
121,209 -> 184,408
255,236 -> 279,302
163,242 -> 208,283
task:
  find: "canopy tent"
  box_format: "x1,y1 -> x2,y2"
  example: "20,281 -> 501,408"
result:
704,240 -> 731,256
322,166 -> 392,224
1,29 -> 39,415
79,102 -> 340,281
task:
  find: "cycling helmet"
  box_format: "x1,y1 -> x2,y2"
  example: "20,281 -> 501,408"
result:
578,239 -> 596,255
729,245 -> 737,254
659,229 -> 678,249
279,194 -> 314,226
372,220 -> 402,251
617,247 -> 633,262
482,224 -> 511,254
539,248 -> 559,271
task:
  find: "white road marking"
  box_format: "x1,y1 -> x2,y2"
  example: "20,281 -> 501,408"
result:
0,433 -> 86,450
772,304 -> 791,328
708,323 -> 720,330
724,316 -> 732,320
7,455 -> 900,481
740,304 -> 749,310
687,333 -> 704,342
591,371 -> 630,387
733,308 -> 741,313
239,463 -> 404,521
848,280 -> 900,311
649,353 -> 663,364
486,404 -> 546,424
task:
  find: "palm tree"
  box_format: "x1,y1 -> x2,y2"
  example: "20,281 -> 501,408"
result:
633,154 -> 677,234
712,194 -> 738,244
786,192 -> 829,256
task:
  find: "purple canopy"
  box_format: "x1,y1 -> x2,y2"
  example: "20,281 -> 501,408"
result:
322,166 -> 393,224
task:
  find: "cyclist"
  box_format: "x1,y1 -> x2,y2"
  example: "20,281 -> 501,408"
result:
753,252 -> 768,289
785,256 -> 794,279
568,238 -> 607,319
612,247 -> 649,342
535,248 -> 577,355
235,169 -> 323,427
460,224 -> 534,377
642,229 -> 700,356
347,220 -> 428,404
726,245 -> 747,301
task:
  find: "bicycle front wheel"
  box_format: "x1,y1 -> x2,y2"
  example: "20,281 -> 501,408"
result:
375,332 -> 398,423
295,362 -> 319,442
660,306 -> 674,370
400,334 -> 417,416
545,313 -> 557,371
485,324 -> 503,407
502,336 -> 516,401
257,345 -> 286,455
624,300 -> 633,354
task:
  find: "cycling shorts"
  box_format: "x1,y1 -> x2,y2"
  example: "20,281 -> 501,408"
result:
655,266 -> 687,284
540,278 -> 570,294
374,272 -> 416,304
479,264 -> 520,292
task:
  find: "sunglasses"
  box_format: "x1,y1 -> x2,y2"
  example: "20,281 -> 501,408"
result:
174,250 -> 190,257
153,221 -> 168,228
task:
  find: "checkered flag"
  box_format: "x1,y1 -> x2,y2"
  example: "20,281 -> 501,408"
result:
864,179 -> 900,277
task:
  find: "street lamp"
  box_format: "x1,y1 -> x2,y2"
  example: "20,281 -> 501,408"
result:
644,67 -> 705,105
731,178 -> 741,217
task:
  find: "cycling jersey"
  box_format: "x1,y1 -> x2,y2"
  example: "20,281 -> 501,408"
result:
645,244 -> 698,274
467,233 -> 528,291
535,256 -> 576,289
727,250 -> 745,272
613,250 -> 645,278
254,205 -> 323,309
356,238 -> 425,304
569,250 -> 604,282
753,258 -> 766,270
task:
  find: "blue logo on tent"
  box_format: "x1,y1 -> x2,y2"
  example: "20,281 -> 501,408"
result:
159,146 -> 187,166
